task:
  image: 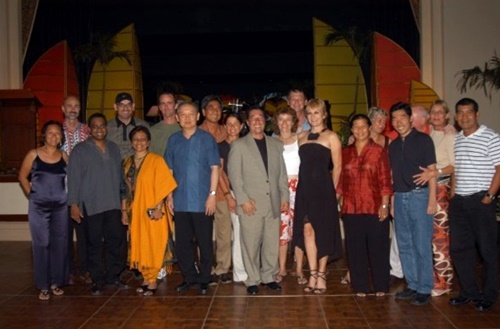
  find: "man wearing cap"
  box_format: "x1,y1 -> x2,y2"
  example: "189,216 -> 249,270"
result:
107,92 -> 150,159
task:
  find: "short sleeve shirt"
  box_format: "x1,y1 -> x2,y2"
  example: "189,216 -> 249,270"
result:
165,128 -> 220,212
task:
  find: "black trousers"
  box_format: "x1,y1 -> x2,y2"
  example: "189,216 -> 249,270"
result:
68,212 -> 88,275
174,212 -> 213,284
83,209 -> 127,285
449,193 -> 498,303
343,214 -> 390,293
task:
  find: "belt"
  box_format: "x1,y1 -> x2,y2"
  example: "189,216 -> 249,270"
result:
413,184 -> 428,191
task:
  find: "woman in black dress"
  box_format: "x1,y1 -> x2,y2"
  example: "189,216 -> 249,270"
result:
293,99 -> 342,294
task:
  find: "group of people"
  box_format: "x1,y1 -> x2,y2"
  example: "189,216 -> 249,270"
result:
19,89 -> 498,312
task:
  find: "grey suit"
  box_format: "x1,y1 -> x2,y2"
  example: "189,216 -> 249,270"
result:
228,134 -> 289,286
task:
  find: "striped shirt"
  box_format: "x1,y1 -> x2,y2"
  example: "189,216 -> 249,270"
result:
454,125 -> 500,196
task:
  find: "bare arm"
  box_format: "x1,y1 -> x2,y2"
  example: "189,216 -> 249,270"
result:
205,165 -> 219,216
329,132 -> 342,189
18,149 -> 36,197
426,163 -> 437,215
482,165 -> 500,205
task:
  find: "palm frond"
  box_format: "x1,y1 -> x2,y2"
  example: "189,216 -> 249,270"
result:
456,51 -> 500,100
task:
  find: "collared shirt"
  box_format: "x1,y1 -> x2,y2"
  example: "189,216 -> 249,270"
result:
106,117 -> 150,159
454,125 -> 500,196
199,121 -> 227,143
149,121 -> 181,156
67,138 -> 126,216
338,139 -> 393,214
165,128 -> 220,212
62,121 -> 89,155
389,128 -> 436,193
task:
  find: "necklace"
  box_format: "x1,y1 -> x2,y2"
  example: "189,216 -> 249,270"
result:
134,152 -> 148,162
307,128 -> 327,141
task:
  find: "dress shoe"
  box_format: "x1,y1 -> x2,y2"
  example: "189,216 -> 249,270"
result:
247,285 -> 259,295
176,281 -> 195,292
449,296 -> 471,306
475,300 -> 494,312
208,274 -> 219,286
108,280 -> 129,289
411,293 -> 431,306
395,288 -> 416,300
199,283 -> 209,295
264,281 -> 281,291
220,273 -> 232,284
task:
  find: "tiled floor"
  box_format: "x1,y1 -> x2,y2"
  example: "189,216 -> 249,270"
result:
0,241 -> 499,328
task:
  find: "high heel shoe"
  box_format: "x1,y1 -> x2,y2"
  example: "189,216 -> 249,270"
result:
304,270 -> 317,293
314,271 -> 327,294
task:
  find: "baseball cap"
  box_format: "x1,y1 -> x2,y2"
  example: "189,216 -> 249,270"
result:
115,92 -> 133,104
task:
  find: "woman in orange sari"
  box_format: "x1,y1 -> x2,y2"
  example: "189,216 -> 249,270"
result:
122,126 -> 177,295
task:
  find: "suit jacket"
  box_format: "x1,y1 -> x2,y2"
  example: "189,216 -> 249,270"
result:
228,134 -> 289,219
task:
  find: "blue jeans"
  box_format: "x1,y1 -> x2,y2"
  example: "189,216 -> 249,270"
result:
394,188 -> 434,294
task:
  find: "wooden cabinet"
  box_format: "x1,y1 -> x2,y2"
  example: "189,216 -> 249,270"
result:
0,90 -> 39,179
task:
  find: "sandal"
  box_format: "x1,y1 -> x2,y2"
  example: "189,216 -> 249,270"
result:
356,292 -> 367,298
314,271 -> 327,294
296,275 -> 307,285
39,290 -> 50,301
375,292 -> 386,297
275,272 -> 287,283
50,285 -> 64,296
304,270 -> 318,293
340,273 -> 350,285
143,283 -> 157,296
136,284 -> 148,293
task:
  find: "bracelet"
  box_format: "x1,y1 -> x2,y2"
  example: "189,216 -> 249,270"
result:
381,204 -> 388,209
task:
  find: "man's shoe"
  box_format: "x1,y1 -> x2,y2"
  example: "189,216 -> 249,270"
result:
175,281 -> 195,292
475,300 -> 494,312
395,288 -> 416,300
247,285 -> 259,295
265,281 -> 282,291
411,293 -> 431,306
108,280 -> 129,289
220,273 -> 232,284
199,283 -> 209,295
208,274 -> 219,286
449,296 -> 471,306
91,283 -> 103,296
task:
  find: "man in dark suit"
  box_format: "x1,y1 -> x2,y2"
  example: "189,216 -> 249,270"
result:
228,106 -> 289,295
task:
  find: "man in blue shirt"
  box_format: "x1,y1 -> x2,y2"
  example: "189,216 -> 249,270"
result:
165,101 -> 220,295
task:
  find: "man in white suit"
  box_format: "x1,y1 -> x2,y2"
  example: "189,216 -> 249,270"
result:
228,106 -> 289,295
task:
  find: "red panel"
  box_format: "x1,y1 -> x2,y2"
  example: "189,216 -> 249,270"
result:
371,32 -> 421,134
24,40 -> 79,136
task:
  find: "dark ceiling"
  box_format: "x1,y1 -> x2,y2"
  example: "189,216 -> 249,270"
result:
25,0 -> 419,108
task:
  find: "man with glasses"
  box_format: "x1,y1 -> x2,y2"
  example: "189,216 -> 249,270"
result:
107,92 -> 149,159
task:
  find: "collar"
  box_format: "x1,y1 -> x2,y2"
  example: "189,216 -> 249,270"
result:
116,117 -> 136,127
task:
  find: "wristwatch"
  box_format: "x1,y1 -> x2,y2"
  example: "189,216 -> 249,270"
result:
209,190 -> 216,196
485,192 -> 496,200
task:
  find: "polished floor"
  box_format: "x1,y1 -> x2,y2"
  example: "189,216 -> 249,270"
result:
0,241 -> 499,329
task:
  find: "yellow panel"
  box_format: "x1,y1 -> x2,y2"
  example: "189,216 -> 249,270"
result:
410,80 -> 440,110
86,23 -> 143,116
316,66 -> 365,84
313,17 -> 367,133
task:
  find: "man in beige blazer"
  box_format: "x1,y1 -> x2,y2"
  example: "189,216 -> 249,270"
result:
228,107 -> 289,295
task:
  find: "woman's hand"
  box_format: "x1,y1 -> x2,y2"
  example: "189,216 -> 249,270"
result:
121,211 -> 129,225
378,204 -> 389,222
